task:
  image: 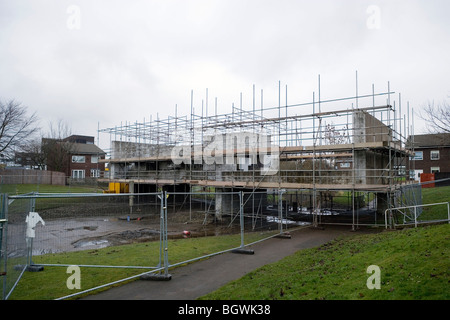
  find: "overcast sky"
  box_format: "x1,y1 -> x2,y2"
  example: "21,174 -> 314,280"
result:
1,0 -> 449,149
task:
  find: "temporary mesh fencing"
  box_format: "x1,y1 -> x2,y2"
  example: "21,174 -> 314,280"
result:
1,190 -> 305,300
386,180 -> 450,228
2,182 -> 448,299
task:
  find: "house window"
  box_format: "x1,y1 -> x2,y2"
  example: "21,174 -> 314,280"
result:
72,170 -> 85,179
90,169 -> 100,178
72,155 -> 86,163
430,150 -> 440,160
431,167 -> 440,174
91,156 -> 99,164
413,151 -> 423,161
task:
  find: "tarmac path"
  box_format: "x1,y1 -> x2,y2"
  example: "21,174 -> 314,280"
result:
82,225 -> 361,300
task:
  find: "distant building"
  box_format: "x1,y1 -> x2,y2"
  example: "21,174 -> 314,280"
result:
13,152 -> 45,170
45,135 -> 106,180
409,133 -> 450,180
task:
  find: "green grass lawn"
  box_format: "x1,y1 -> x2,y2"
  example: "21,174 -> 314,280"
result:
419,186 -> 450,221
200,224 -> 450,300
9,223 -> 449,300
200,186 -> 449,300
0,183 -> 104,195
7,231 -> 277,300
9,235 -> 236,300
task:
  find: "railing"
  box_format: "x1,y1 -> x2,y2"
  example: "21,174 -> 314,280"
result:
107,167 -> 410,188
385,202 -> 450,229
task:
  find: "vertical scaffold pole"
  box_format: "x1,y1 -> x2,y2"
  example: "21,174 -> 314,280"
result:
163,191 -> 169,277
1,194 -> 8,300
240,191 -> 244,248
158,191 -> 164,268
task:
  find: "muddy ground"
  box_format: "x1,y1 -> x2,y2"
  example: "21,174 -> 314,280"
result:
6,199 -> 378,257
7,208 -> 299,257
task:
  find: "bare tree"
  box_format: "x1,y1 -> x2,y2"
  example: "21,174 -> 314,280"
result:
419,100 -> 450,134
41,119 -> 75,173
47,119 -> 72,141
0,99 -> 38,156
17,138 -> 47,169
324,123 -> 349,145
18,119 -> 75,172
323,123 -> 350,169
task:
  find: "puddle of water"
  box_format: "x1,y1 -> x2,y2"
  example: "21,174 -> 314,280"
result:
297,208 -> 340,216
73,239 -> 109,249
266,216 -> 310,226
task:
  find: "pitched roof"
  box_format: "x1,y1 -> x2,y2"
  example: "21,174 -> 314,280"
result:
42,137 -> 106,155
69,142 -> 106,155
409,133 -> 450,148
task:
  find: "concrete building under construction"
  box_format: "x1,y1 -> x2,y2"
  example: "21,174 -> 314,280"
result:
98,76 -> 419,229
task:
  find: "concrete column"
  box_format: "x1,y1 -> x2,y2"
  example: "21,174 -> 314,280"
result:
129,181 -> 135,214
354,150 -> 367,185
353,111 -> 367,186
215,188 -> 237,221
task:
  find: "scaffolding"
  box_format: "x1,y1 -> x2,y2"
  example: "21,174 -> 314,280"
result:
98,73 -> 418,229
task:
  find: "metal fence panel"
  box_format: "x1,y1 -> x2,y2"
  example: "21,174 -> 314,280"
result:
4,188 -> 382,300
163,190 -> 306,270
3,192 -> 166,299
1,194 -> 29,300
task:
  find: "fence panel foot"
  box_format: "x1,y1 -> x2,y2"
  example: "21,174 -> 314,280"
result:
231,248 -> 255,255
275,232 -> 292,239
140,273 -> 172,281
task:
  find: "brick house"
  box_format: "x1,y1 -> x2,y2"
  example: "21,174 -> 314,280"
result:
45,135 -> 106,180
409,133 -> 450,180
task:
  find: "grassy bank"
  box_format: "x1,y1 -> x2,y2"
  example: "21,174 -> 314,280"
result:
201,224 -> 449,300
10,224 -> 449,300
8,231 -> 275,300
4,184 -> 449,300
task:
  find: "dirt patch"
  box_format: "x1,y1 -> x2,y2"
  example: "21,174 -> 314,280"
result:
72,228 -> 162,248
16,206 -> 302,255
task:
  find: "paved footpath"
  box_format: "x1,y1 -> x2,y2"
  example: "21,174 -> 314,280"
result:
83,226 -> 359,300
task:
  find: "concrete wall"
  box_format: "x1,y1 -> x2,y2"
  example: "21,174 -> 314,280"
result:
353,110 -> 391,144
353,110 -> 392,185
112,141 -> 174,159
353,150 -> 390,185
352,111 -> 394,215
214,188 -> 267,220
